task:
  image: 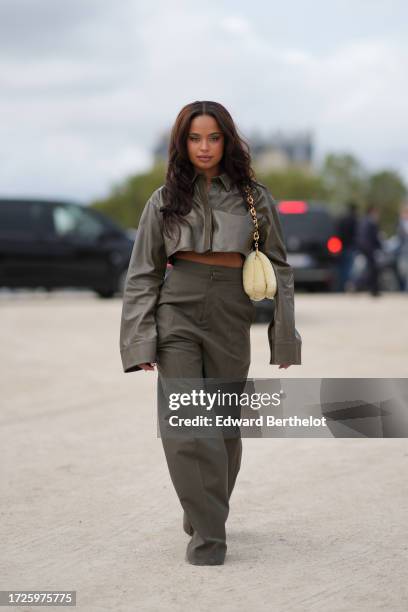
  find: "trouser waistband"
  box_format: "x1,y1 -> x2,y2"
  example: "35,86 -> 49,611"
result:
171,257 -> 244,280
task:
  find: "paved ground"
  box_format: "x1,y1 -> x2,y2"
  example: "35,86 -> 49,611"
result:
1,292 -> 407,611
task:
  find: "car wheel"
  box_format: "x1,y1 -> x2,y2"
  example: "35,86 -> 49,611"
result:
96,289 -> 115,299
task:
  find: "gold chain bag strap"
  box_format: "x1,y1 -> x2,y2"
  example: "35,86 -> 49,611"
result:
242,184 -> 277,301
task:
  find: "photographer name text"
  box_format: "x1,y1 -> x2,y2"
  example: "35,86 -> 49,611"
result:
167,415 -> 327,428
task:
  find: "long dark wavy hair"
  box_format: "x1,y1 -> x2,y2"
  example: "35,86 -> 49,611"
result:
160,100 -> 257,239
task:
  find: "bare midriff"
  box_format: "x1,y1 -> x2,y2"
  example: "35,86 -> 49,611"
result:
173,250 -> 244,268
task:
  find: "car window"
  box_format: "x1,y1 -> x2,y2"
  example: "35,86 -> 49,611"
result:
52,203 -> 105,240
0,201 -> 52,237
279,211 -> 334,240
0,201 -> 42,234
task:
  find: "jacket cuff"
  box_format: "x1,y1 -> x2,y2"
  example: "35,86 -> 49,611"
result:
120,339 -> 157,373
269,338 -> 302,365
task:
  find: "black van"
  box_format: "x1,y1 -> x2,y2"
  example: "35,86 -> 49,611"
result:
0,198 -> 134,297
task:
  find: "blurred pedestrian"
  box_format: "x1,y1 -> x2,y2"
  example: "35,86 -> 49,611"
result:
396,202 -> 408,291
355,204 -> 383,297
335,201 -> 359,291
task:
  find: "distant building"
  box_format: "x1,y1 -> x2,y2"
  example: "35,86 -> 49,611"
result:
249,130 -> 314,174
152,129 -> 314,174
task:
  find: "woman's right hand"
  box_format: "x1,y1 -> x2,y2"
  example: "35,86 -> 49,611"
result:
139,362 -> 157,371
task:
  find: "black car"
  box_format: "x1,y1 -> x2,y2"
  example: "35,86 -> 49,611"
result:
252,199 -> 342,322
0,198 -> 134,297
277,199 -> 342,291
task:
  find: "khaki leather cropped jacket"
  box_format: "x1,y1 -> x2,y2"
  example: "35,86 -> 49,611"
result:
120,171 -> 302,372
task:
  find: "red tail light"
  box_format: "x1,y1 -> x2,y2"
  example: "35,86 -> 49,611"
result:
327,236 -> 342,254
278,200 -> 309,214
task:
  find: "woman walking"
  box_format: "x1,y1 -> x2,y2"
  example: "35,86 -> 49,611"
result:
119,100 -> 302,565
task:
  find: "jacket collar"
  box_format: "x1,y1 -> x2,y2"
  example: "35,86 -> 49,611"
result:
192,170 -> 231,192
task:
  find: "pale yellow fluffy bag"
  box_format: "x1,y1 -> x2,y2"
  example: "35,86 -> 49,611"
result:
243,250 -> 277,301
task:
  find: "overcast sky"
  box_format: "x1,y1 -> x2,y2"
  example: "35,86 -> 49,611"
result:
1,0 -> 407,202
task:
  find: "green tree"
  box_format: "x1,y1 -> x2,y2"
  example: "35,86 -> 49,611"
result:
90,162 -> 166,228
255,167 -> 326,201
318,153 -> 368,210
366,171 -> 407,233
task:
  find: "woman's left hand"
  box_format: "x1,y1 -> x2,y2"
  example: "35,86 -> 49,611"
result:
278,364 -> 291,369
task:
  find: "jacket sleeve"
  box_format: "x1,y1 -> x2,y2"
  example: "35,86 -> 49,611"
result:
256,186 -> 302,365
119,189 -> 168,373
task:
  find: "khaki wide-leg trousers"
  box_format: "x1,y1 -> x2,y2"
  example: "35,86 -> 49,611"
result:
156,258 -> 255,565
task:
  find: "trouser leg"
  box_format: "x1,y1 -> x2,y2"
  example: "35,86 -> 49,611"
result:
201,278 -> 252,504
180,435 -> 242,536
368,256 -> 380,295
156,323 -> 228,565
181,436 -> 241,535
